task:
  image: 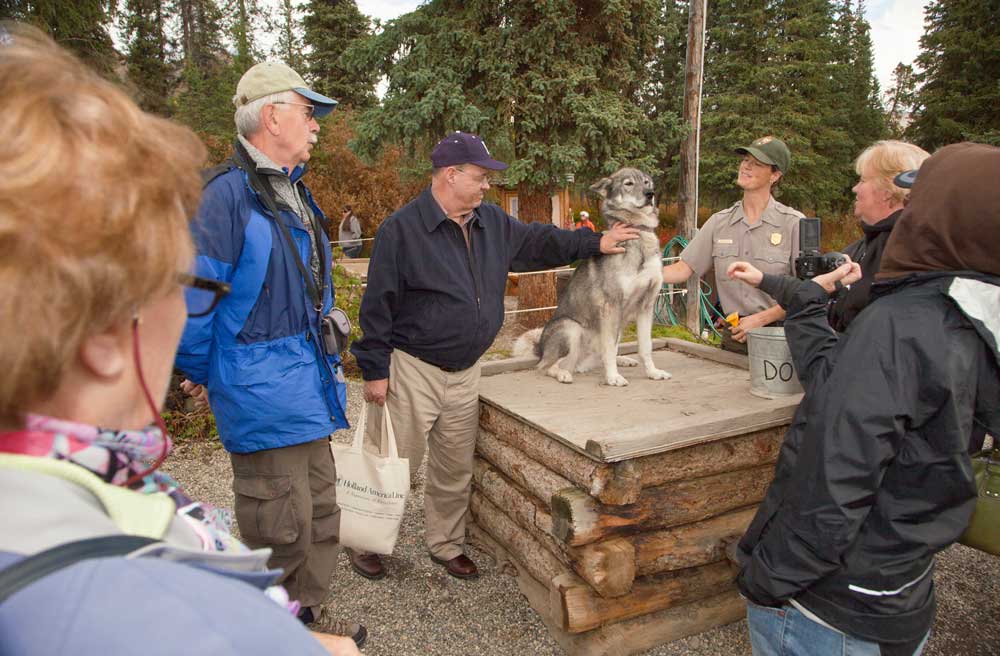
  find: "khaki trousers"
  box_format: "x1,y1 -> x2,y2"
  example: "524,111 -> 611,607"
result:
364,349 -> 481,560
230,438 -> 340,614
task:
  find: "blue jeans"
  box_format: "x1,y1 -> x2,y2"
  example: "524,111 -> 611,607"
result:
746,601 -> 930,656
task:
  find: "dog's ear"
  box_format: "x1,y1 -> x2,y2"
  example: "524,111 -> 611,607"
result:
589,177 -> 612,198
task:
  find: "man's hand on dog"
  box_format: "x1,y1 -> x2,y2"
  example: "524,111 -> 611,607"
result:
599,222 -> 641,254
364,378 -> 389,406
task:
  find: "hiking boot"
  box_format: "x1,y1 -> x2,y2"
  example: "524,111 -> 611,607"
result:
328,618 -> 368,649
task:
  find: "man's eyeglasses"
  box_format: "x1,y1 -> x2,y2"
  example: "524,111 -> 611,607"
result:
272,101 -> 316,121
179,273 -> 231,317
455,167 -> 498,186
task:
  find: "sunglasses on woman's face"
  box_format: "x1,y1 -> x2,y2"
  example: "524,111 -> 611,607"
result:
178,273 -> 231,317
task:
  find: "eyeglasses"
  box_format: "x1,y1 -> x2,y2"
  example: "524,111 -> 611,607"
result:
179,273 -> 231,317
273,101 -> 316,121
455,167 -> 498,186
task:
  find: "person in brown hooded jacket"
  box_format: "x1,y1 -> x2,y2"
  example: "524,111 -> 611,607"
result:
724,142 -> 1000,656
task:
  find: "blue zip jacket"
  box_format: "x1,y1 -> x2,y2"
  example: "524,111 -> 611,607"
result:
175,155 -> 348,454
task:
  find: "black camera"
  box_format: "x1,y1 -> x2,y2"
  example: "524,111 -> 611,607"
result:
794,217 -> 847,279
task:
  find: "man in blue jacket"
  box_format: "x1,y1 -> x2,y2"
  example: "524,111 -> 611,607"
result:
175,62 -> 363,645
348,132 -> 639,580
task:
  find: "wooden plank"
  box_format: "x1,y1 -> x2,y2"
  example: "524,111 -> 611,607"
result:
477,429 -> 576,504
472,458 -> 555,536
469,524 -> 746,656
481,406 -> 784,503
473,459 -> 636,597
480,340 -> 670,377
628,425 -> 784,487
475,453 -> 758,578
552,562 -> 735,634
478,349 -> 800,462
633,507 -> 757,576
663,337 -> 749,370
470,492 -> 565,586
551,464 -> 775,546
470,494 -> 737,635
480,403 -> 640,504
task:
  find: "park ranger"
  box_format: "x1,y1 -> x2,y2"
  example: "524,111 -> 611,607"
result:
661,136 -> 804,353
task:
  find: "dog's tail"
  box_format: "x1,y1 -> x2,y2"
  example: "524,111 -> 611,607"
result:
513,328 -> 543,359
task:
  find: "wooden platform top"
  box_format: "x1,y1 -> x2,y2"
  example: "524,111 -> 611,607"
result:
478,339 -> 801,463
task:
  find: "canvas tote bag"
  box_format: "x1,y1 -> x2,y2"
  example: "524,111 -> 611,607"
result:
331,403 -> 409,554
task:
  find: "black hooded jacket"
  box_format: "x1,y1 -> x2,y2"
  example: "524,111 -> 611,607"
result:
736,270 -> 1000,647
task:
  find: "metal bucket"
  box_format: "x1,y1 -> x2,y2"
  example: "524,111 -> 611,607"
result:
747,327 -> 803,399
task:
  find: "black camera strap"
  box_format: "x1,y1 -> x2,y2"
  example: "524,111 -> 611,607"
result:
231,141 -> 327,317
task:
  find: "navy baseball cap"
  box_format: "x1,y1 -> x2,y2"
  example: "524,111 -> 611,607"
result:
431,132 -> 508,170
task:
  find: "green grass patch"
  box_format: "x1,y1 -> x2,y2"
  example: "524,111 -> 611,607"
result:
163,409 -> 219,444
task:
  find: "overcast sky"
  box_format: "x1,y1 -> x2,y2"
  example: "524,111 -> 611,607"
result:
355,0 -> 930,94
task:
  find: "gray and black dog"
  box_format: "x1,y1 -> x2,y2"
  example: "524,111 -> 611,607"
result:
514,168 -> 672,386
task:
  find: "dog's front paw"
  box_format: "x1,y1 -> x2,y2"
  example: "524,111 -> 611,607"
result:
555,370 -> 574,384
616,356 -> 639,367
604,373 -> 629,387
646,368 -> 672,381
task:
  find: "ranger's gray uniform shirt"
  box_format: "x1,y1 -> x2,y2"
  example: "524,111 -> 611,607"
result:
681,197 -> 804,316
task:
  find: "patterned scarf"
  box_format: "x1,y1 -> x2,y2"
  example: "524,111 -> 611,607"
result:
0,414 -> 298,614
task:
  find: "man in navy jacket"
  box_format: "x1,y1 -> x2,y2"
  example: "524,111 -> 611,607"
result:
349,132 -> 638,580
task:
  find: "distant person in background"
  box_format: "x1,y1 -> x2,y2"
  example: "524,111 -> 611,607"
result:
827,140 -> 929,332
661,136 -> 804,353
339,205 -> 363,258
575,210 -> 596,231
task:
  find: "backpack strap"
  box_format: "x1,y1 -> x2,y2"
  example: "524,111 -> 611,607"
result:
0,535 -> 158,604
201,158 -> 236,187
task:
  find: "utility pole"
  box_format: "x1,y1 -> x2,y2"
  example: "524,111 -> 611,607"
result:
678,0 -> 708,335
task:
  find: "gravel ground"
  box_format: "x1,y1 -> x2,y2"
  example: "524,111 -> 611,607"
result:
163,381 -> 1000,656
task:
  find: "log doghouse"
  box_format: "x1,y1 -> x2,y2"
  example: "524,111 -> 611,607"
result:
468,339 -> 801,655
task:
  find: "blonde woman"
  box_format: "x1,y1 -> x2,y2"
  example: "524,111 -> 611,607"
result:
0,24 -> 357,656
828,140 -> 930,331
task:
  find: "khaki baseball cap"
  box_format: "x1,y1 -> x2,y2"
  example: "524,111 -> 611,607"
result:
234,61 -> 338,118
735,136 -> 791,173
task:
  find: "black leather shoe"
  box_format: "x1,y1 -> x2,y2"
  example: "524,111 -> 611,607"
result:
348,549 -> 386,580
430,553 -> 479,579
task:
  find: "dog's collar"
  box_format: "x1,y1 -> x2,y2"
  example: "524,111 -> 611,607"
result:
608,218 -> 657,234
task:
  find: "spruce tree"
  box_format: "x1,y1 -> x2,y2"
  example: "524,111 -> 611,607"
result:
2,0 -> 117,75
303,0 -> 376,109
347,0 -> 670,197
640,0 -> 688,198
844,1 -> 885,154
700,0 -> 853,214
884,63 -> 916,139
274,0 -> 306,73
908,0 -> 1000,149
121,0 -> 172,115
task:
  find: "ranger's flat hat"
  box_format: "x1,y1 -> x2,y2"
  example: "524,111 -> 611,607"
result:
735,136 -> 791,173
234,62 -> 338,118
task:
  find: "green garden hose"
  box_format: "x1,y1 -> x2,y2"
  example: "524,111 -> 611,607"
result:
656,235 -> 728,338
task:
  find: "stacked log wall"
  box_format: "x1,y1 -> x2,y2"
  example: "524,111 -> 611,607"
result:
471,403 -> 787,647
